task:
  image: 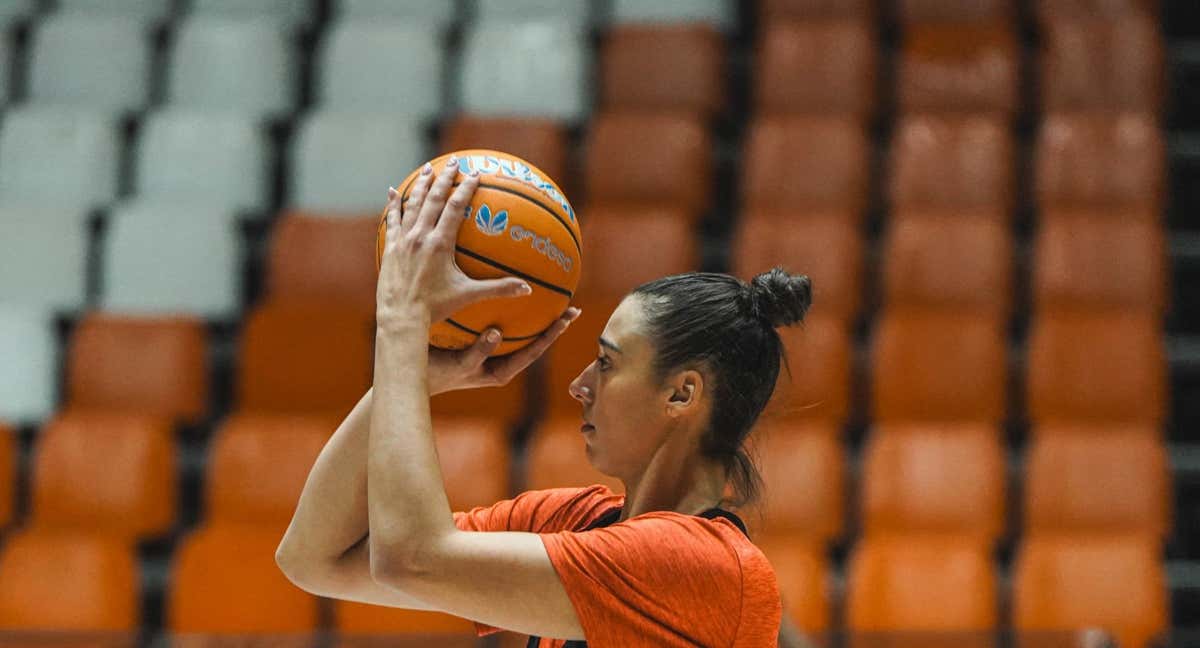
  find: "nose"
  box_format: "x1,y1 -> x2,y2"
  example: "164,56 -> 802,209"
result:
569,366 -> 594,404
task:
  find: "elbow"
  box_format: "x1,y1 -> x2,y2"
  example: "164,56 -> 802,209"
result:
275,545 -> 326,596
368,537 -> 433,586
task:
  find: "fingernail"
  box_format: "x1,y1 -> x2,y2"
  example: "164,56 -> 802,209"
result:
469,169 -> 481,178
520,283 -> 533,295
388,186 -> 396,197
421,163 -> 432,175
446,156 -> 458,168
487,330 -> 501,343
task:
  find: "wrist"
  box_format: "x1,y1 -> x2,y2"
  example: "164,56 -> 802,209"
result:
376,304 -> 432,335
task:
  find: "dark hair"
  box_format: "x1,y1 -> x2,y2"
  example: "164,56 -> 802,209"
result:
631,267 -> 813,508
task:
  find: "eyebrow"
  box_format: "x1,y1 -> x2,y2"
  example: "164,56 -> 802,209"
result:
599,337 -> 622,354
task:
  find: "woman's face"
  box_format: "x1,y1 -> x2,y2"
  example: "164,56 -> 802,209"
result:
568,296 -> 674,481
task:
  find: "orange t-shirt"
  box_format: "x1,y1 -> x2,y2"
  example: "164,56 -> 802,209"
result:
452,484 -> 782,647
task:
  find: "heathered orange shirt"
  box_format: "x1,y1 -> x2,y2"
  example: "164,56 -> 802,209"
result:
452,484 -> 782,647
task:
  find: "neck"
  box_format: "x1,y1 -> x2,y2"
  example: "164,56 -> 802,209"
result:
617,421 -> 728,522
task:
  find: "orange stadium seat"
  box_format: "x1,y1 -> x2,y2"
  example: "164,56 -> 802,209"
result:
206,413 -> 336,530
870,309 -> 1007,424
742,116 -> 870,213
525,417 -> 624,493
752,422 -> 845,542
0,529 -> 139,631
758,315 -> 852,425
1032,215 -> 1169,315
881,214 -> 1014,318
1014,535 -> 1168,648
600,25 -> 726,119
429,375 -> 529,424
0,423 -> 13,530
1034,113 -> 1165,212
755,535 -> 831,632
860,424 -> 1006,543
897,23 -> 1019,116
169,523 -> 319,633
236,300 -> 374,416
64,313 -> 208,426
730,210 -> 863,324
1039,15 -> 1164,113
266,213 -> 378,309
846,535 -> 998,633
1025,431 -> 1171,539
441,117 -> 569,186
30,412 -> 175,542
1026,310 -> 1166,425
1035,0 -> 1159,23
334,599 -> 477,648
888,114 -> 1015,214
896,0 -> 1014,23
435,416 -> 512,510
584,113 -> 713,217
759,0 -> 874,21
755,20 -> 876,119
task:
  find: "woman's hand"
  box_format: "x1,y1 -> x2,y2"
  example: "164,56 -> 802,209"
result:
377,156 -> 532,328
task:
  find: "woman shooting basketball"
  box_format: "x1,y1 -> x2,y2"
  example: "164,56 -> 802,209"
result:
276,157 -> 813,646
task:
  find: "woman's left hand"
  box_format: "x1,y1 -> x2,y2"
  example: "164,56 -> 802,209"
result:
377,156 -> 533,327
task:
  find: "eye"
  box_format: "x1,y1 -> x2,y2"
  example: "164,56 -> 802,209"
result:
595,355 -> 611,372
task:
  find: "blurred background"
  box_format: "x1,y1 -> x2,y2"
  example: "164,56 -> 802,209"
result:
0,0 -> 1196,646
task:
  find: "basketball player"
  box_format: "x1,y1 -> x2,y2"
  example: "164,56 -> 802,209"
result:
276,158 -> 815,647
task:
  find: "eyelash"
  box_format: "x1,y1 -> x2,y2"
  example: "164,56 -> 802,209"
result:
596,355 -> 611,372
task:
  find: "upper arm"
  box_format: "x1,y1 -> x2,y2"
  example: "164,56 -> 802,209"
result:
277,535 -> 439,612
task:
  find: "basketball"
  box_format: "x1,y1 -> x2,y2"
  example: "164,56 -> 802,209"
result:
376,149 -> 582,356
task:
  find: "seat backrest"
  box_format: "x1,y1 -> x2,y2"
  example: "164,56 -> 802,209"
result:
760,314 -> 852,425
0,529 -> 139,631
1026,310 -> 1166,425
65,313 -> 208,425
0,423 -> 13,529
0,107 -> 119,210
576,207 -> 701,300
896,0 -> 1014,23
741,116 -> 870,212
267,213 -> 378,308
861,424 -> 1006,542
315,20 -> 443,118
609,0 -> 735,31
1034,0 -> 1158,23
335,599 -> 475,636
889,114 -> 1015,212
0,205 -> 90,312
600,25 -> 726,118
458,22 -> 589,123
897,23 -> 1019,116
335,0 -> 456,27
754,534 -> 830,632
871,308 -> 1007,423
759,0 -> 873,20
525,417 -> 625,493
475,0 -> 595,28
1025,432 -> 1170,538
0,306 -> 57,424
441,117 -> 569,184
31,412 -> 175,541
753,422 -> 845,542
189,0 -> 315,31
29,13 -> 148,114
756,19 -> 876,119
435,417 -> 512,510
57,0 -> 171,23
1040,15 -> 1163,113
1034,113 -> 1164,211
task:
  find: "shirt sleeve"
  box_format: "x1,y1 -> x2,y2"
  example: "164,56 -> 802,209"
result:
539,513 -> 749,647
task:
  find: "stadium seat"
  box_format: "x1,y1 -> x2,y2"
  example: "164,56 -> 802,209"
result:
888,114 -> 1015,213
1034,113 -> 1165,212
99,201 -> 241,321
0,107 -> 120,210
335,600 -> 477,648
1014,535 -> 1167,648
0,529 -> 139,631
315,20 -> 444,119
169,523 -> 319,633
236,301 -> 375,416
267,213 -> 378,309
458,21 -> 589,123
0,0 -> 33,30
30,412 -> 175,541
880,214 -> 1013,317
584,113 -> 713,215
759,0 -> 873,20
1026,310 -> 1166,425
430,375 -> 529,425
474,0 -> 594,28
334,0 -> 457,27
205,413 -> 336,530
55,0 -> 172,24
64,314 -> 208,425
0,306 -> 58,424
741,116 -> 870,212
441,117 -> 569,184
0,36 -> 9,105
525,417 -> 625,493
860,424 -> 1005,543
135,110 -> 270,213
166,16 -> 296,120
190,0 -> 315,31
870,309 -> 1007,424
755,20 -> 876,119
758,314 -> 852,425
896,0 -> 1014,23
1032,215 -> 1168,314
1025,430 -> 1171,538
0,206 -> 89,312
755,535 -> 830,632
753,422 -> 845,541
577,207 -> 701,299
600,25 -> 726,119
846,536 -> 997,637
28,13 -> 149,115
730,210 -> 863,324
289,111 -> 426,214
897,24 -> 1019,116
609,0 -> 735,31
1039,15 -> 1163,113
435,417 -> 512,509
0,423 -> 13,529
1034,0 -> 1158,23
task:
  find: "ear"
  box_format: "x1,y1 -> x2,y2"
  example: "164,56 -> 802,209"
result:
665,369 -> 704,418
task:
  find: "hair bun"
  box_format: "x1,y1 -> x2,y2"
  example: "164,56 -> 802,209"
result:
747,268 -> 812,328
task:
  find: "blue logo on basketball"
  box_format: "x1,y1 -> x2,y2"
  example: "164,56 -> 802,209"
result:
474,204 -> 508,236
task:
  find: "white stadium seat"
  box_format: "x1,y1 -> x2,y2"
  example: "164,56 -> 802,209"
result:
316,20 -> 444,119
0,206 -> 90,313
0,107 -> 120,211
167,16 -> 297,120
134,109 -> 271,214
289,111 -> 427,214
473,0 -> 595,29
0,305 -> 58,424
55,0 -> 173,25
190,0 -> 316,32
0,0 -> 34,30
458,21 -> 590,123
608,0 -> 735,31
100,201 -> 241,320
335,0 -> 457,28
29,13 -> 150,115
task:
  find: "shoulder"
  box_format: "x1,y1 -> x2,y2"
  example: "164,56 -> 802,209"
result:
454,484 -> 623,534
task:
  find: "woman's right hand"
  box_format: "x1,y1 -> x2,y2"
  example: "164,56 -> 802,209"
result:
426,306 -> 582,395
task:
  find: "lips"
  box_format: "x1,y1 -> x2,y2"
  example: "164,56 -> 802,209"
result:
581,423 -> 595,433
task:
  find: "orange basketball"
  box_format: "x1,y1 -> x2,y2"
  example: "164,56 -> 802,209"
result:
377,150 -> 582,356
